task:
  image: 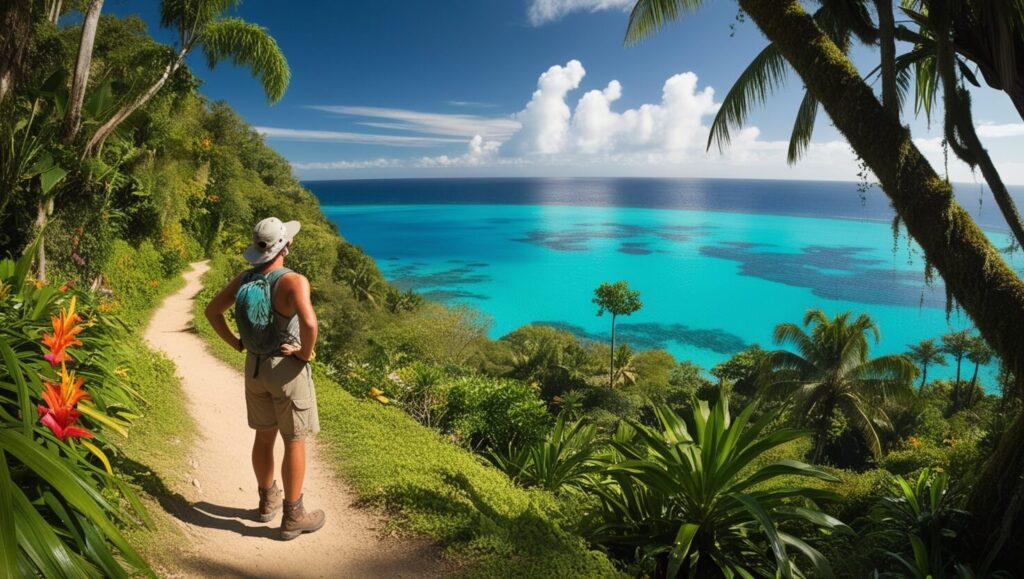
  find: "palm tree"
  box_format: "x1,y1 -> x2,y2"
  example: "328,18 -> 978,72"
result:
623,0 -> 1024,566
896,1 -> 1024,250
965,336 -> 994,407
593,280 -> 642,388
941,330 -> 972,407
907,338 -> 946,391
702,1 -> 877,163
765,309 -> 915,463
83,0 -> 289,155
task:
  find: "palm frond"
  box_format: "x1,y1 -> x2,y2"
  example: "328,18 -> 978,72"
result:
200,18 -> 291,102
624,0 -> 705,46
817,0 -> 877,45
772,323 -> 818,362
850,355 -> 917,385
707,42 -> 789,153
802,308 -> 829,328
787,91 -> 819,164
160,0 -> 242,38
838,395 -> 883,458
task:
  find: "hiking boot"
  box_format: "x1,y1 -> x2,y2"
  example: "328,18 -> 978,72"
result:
257,481 -> 283,522
280,494 -> 325,541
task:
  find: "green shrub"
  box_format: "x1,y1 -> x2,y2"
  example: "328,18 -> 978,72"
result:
393,362 -> 449,428
879,440 -> 951,476
586,396 -> 850,577
442,375 -> 552,450
103,239 -> 166,326
0,249 -> 152,576
487,412 -> 602,492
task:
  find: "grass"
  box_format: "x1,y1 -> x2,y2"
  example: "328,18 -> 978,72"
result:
102,269 -> 199,575
192,255 -> 624,578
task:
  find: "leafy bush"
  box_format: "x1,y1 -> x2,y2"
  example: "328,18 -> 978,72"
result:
865,469 -> 1002,578
441,375 -> 552,450
585,395 -> 850,578
487,412 -> 602,491
102,240 -> 167,326
393,362 -> 449,428
0,249 -> 152,576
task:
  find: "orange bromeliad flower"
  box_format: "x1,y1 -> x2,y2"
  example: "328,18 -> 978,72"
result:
37,363 -> 93,441
42,295 -> 84,367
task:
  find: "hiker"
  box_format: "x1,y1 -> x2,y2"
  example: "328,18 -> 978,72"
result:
204,217 -> 325,540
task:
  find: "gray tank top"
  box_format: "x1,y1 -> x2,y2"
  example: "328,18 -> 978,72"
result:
269,270 -> 301,349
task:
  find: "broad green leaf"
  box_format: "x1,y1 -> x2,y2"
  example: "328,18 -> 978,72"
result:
0,337 -> 33,434
0,450 -> 16,578
666,522 -> 699,578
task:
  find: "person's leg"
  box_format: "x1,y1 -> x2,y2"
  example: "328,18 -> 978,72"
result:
281,438 -> 305,502
280,434 -> 324,540
252,428 -> 278,489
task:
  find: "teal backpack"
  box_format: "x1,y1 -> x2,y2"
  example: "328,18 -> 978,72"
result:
235,267 -> 292,359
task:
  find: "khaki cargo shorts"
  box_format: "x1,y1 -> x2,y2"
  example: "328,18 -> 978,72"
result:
244,354 -> 320,440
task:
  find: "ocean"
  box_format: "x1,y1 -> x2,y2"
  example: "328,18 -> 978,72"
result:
308,177 -> 1023,388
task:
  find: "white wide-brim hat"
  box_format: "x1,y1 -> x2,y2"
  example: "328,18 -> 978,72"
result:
243,217 -> 301,265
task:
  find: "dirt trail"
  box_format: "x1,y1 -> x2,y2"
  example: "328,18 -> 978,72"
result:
144,261 -> 443,578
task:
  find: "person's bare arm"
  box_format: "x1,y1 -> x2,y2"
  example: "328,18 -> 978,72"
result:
282,274 -> 317,362
204,273 -> 245,353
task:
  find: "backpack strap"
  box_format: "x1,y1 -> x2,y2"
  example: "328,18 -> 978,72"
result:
249,267 -> 293,380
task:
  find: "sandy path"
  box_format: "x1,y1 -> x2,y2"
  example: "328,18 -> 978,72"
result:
144,261 -> 443,578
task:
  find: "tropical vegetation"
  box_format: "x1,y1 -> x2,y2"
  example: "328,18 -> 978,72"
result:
4,0 -> 1024,576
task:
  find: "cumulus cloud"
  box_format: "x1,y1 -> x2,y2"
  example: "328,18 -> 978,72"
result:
503,60 -> 586,155
416,134 -> 503,167
528,0 -> 634,25
504,60 -> 718,160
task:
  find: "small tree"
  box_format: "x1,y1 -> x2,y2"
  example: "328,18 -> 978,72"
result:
907,338 -> 947,392
941,330 -> 973,409
593,280 -> 642,388
966,336 -> 994,405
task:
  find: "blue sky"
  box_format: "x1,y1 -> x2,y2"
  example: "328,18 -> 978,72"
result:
106,0 -> 1024,183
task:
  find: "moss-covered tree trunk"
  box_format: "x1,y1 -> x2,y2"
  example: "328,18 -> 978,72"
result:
735,0 -> 1024,569
0,0 -> 33,101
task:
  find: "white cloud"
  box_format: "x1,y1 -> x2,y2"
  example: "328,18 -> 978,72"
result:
977,123 -> 1024,138
503,60 -> 587,155
505,60 -> 718,160
290,158 -> 402,170
288,59 -> 1024,184
527,0 -> 633,25
255,127 -> 462,147
307,105 -> 520,140
447,100 -> 498,108
416,135 -> 504,167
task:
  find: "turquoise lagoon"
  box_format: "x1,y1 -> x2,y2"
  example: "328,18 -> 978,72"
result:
311,178 -> 1022,387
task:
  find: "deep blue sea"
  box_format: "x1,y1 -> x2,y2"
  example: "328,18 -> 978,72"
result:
308,178 -> 1024,388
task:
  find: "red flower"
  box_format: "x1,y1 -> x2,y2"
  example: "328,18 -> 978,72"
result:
42,296 -> 84,367
37,363 -> 93,441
